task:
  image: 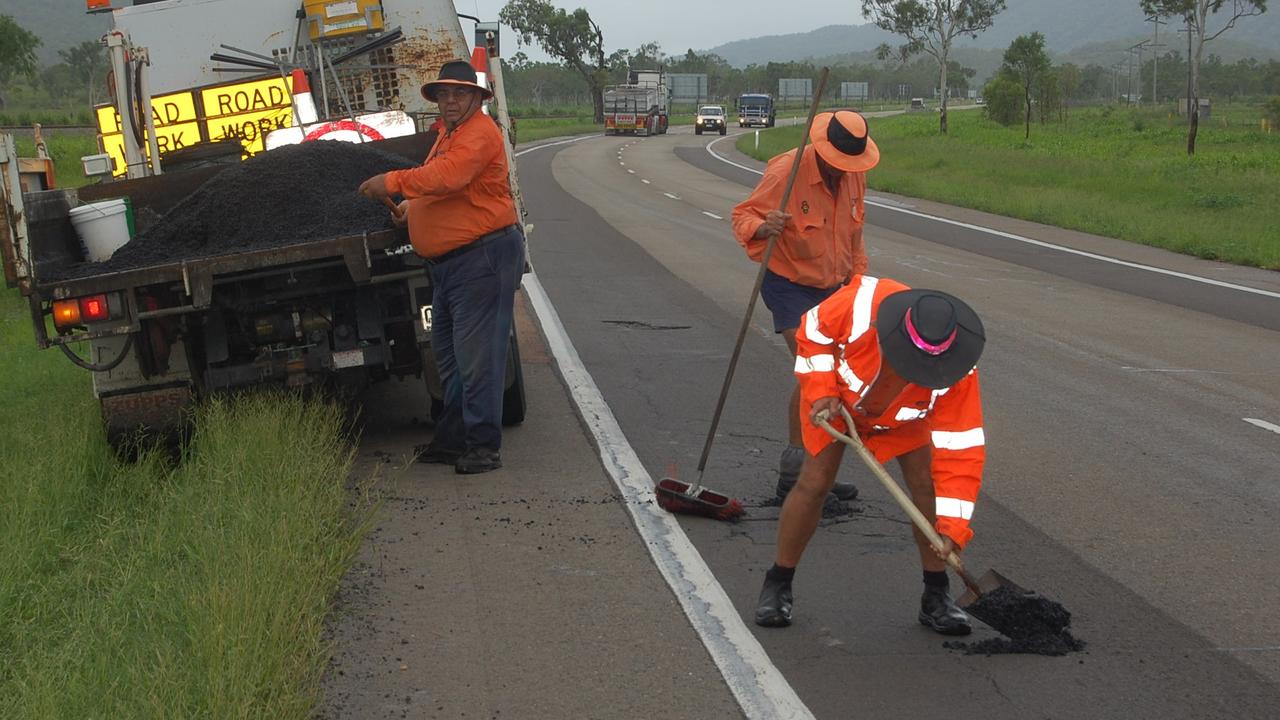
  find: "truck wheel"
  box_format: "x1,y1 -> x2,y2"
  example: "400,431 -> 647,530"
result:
502,330 -> 526,426
719,127 -> 726,135
695,126 -> 702,135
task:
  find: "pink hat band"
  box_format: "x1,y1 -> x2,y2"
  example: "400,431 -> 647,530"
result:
905,308 -> 956,355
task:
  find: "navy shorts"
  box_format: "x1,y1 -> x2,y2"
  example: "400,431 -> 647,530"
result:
760,269 -> 841,333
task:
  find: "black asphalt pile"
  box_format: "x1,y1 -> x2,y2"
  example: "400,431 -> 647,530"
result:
945,586 -> 1086,656
50,141 -> 416,279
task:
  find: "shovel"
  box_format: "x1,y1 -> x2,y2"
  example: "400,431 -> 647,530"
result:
814,407 -> 1027,620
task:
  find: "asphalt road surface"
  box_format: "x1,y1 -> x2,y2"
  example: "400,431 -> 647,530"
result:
327,123 -> 1280,719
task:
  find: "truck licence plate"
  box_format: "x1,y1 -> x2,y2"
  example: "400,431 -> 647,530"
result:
332,348 -> 365,369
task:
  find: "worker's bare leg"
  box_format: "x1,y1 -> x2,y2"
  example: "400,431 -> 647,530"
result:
775,441 -> 844,567
898,444 -> 971,635
756,441 -> 844,627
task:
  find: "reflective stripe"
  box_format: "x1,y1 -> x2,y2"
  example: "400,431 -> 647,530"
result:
804,306 -> 834,345
795,354 -> 835,373
837,360 -> 865,393
936,496 -> 975,520
932,428 -> 985,450
848,275 -> 878,343
895,407 -> 927,421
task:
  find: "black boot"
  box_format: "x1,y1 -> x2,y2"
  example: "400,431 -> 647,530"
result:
777,445 -> 859,500
455,447 -> 502,474
415,443 -> 462,465
918,586 -> 972,636
754,566 -> 794,627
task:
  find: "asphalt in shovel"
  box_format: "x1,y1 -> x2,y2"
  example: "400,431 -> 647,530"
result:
945,586 -> 1086,656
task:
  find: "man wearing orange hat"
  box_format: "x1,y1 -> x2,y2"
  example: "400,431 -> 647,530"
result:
731,110 -> 880,503
358,60 -> 522,475
753,276 -> 987,635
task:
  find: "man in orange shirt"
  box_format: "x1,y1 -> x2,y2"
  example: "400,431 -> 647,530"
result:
731,110 -> 879,503
359,60 -> 522,474
753,276 -> 987,635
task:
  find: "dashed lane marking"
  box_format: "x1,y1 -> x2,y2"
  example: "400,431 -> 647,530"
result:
1243,418 -> 1280,435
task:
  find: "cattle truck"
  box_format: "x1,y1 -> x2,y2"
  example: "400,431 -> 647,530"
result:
603,68 -> 669,136
0,0 -> 526,449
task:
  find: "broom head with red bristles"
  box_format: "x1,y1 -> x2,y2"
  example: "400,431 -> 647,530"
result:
655,477 -> 745,522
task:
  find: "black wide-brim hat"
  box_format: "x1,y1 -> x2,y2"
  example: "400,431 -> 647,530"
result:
809,110 -> 879,173
421,60 -> 493,102
876,289 -> 985,389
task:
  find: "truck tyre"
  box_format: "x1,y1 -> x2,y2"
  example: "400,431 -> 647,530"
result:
719,126 -> 726,135
502,329 -> 526,426
695,126 -> 702,135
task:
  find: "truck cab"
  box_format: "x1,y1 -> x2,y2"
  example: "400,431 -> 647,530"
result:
736,93 -> 775,128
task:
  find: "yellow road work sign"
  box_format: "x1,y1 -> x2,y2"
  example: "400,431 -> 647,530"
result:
95,75 -> 295,176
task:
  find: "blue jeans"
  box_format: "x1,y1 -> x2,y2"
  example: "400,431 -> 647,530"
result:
428,226 -> 524,452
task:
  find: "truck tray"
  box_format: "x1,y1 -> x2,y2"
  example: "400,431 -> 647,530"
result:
39,228 -> 410,306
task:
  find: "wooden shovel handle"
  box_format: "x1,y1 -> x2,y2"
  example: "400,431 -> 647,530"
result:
816,407 -> 983,596
381,197 -> 404,218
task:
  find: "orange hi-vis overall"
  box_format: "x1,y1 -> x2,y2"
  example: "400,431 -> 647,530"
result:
796,275 -> 986,548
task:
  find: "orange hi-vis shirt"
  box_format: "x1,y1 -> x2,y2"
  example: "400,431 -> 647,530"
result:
385,112 -> 518,259
732,144 -> 868,289
796,274 -> 986,548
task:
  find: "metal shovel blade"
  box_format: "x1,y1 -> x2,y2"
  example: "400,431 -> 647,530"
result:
956,569 -> 1028,609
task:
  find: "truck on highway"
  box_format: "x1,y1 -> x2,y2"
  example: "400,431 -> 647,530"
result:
603,68 -> 669,136
736,93 -> 775,128
0,0 -> 526,449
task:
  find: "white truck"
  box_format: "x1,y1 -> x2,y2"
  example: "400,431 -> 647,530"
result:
0,0 -> 526,448
603,68 -> 669,136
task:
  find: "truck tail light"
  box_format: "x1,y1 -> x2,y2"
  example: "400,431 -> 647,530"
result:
51,293 -> 120,330
80,294 -> 110,322
53,300 -> 81,328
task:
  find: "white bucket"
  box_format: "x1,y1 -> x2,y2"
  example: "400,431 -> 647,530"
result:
68,199 -> 132,262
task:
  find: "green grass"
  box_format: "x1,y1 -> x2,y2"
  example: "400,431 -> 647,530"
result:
738,104 -> 1280,270
0,287 -> 372,719
14,133 -> 99,189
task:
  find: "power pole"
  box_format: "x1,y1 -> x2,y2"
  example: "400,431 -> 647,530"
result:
1146,15 -> 1167,107
1176,18 -> 1192,116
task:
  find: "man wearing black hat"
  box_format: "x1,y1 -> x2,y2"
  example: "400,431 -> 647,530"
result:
731,110 -> 880,504
753,274 -> 988,636
358,60 -> 522,475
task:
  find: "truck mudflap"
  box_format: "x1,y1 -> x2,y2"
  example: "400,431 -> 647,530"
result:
100,383 -> 194,449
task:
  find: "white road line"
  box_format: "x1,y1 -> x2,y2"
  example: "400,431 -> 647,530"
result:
703,137 -> 1280,300
620,162 -> 626,166
1243,418 -> 1280,435
642,179 -> 651,184
703,211 -> 724,220
523,274 -> 814,720
664,192 -> 681,200
627,169 -> 636,174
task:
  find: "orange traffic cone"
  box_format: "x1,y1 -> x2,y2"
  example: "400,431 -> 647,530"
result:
290,68 -> 319,125
470,46 -> 491,115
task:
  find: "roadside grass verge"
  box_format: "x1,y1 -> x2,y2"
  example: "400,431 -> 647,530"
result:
0,286 -> 371,718
738,105 -> 1280,270
14,133 -> 99,188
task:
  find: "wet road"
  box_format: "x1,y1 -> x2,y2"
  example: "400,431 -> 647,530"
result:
518,124 -> 1280,719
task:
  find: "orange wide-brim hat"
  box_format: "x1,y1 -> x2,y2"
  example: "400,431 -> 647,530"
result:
421,60 -> 494,102
809,110 -> 879,173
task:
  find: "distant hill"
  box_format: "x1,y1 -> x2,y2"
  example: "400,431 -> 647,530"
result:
0,0 -> 110,65
705,0 -> 1280,67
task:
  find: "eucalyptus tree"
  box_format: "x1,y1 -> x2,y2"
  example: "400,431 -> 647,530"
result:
861,0 -> 1006,133
500,0 -> 611,122
1139,0 -> 1268,154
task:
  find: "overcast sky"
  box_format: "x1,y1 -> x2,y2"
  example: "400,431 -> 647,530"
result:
454,0 -> 867,61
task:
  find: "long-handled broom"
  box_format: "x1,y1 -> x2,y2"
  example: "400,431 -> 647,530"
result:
655,68 -> 831,521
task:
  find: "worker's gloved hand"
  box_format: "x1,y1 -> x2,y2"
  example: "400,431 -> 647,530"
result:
756,209 -> 791,239
358,173 -> 390,202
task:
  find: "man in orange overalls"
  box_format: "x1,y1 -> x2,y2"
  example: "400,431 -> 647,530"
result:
359,60 -> 522,475
731,111 -> 879,503
754,275 -> 987,635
